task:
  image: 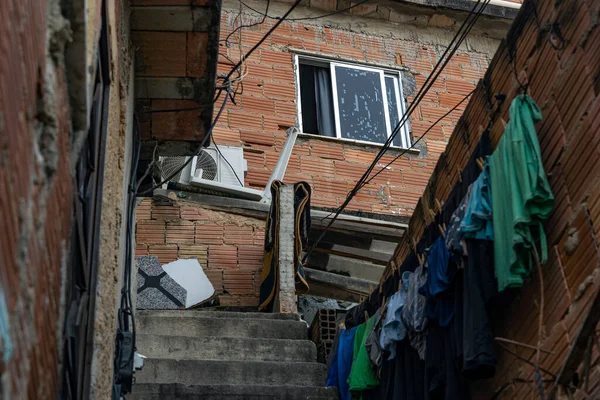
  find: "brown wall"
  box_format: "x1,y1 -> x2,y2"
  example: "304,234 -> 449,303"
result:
382,0 -> 600,397
0,0 -> 74,397
134,0 -> 504,216
136,199 -> 266,307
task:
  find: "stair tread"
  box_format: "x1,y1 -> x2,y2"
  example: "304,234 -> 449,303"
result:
137,334 -> 317,362
128,383 -> 338,400
135,359 -> 328,386
137,314 -> 309,340
137,310 -> 301,321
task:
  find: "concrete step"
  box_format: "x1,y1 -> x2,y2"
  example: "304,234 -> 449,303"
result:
137,314 -> 308,340
135,359 -> 329,387
137,310 -> 301,321
137,334 -> 317,362
128,383 -> 338,400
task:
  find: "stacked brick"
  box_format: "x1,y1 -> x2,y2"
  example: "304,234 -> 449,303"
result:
136,199 -> 266,307
209,8 -> 495,216
133,0 -> 499,217
381,0 -> 600,397
310,309 -> 338,363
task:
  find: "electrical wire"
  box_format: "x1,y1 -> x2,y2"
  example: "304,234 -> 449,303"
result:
361,89 -> 475,188
223,0 -> 271,48
238,0 -> 370,21
302,0 -> 491,263
142,0 -> 304,193
224,0 -> 303,81
211,136 -> 245,186
138,86 -> 232,196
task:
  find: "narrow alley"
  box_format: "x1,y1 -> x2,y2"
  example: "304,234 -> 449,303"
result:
1,0 -> 599,398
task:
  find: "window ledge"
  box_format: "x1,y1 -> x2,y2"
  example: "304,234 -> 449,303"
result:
297,132 -> 421,155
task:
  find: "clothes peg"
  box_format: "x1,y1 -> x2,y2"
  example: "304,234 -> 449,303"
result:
435,198 -> 442,213
500,117 -> 508,129
411,237 -> 418,253
364,310 -> 369,321
398,279 -> 402,291
428,208 -> 436,218
438,224 -> 446,239
478,125 -> 485,137
457,167 -> 463,183
476,157 -> 485,171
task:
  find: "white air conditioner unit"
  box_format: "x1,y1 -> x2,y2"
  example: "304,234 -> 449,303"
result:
157,156 -> 194,185
189,146 -> 247,187
155,128 -> 300,202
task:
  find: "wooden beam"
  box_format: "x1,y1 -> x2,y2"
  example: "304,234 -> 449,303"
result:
303,267 -> 372,302
312,247 -> 390,265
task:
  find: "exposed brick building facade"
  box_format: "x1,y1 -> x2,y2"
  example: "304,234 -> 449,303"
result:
135,0 -> 514,306
377,0 -> 600,397
136,199 -> 266,307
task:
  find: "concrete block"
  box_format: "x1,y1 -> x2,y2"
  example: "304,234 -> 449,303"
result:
128,383 -> 339,399
135,77 -> 209,100
132,6 -> 211,32
136,334 -> 317,362
134,359 -> 328,386
136,313 -> 308,339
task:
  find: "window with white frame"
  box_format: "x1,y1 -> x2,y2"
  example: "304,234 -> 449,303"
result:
295,55 -> 411,148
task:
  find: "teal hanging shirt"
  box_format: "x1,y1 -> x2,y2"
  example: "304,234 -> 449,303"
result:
348,318 -> 379,397
489,94 -> 554,292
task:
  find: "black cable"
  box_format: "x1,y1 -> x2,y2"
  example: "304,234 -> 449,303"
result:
211,136 -> 244,186
224,0 -> 303,81
302,0 -> 490,263
138,86 -> 231,196
361,89 -> 475,187
223,0 -> 271,48
238,0 -> 370,21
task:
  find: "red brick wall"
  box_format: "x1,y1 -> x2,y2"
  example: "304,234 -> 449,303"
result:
0,0 -> 74,397
134,2 -> 499,216
211,8 -> 495,216
383,0 -> 600,397
136,199 -> 265,307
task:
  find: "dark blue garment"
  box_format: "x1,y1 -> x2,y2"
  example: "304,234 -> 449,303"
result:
326,326 -> 357,400
428,238 -> 452,297
419,238 -> 455,327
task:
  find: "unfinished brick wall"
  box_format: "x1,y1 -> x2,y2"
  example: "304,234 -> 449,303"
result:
134,0 -> 506,216
380,0 -> 600,397
136,199 -> 266,307
211,5 -> 499,216
0,0 -> 74,397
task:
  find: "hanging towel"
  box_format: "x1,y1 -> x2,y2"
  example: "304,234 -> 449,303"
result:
348,318 -> 380,396
326,326 -> 358,400
258,181 -> 311,311
488,95 -> 554,292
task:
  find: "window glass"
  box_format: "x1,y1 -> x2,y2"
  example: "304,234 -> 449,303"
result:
297,57 -> 411,148
333,65 -> 388,144
385,75 -> 406,148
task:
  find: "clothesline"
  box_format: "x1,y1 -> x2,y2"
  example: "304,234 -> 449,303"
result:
326,94 -> 555,400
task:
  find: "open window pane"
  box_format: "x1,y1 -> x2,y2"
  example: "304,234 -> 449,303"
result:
385,76 -> 404,148
299,64 -> 335,137
332,65 -> 389,144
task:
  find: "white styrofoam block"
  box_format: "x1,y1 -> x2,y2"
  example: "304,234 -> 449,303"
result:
162,259 -> 215,308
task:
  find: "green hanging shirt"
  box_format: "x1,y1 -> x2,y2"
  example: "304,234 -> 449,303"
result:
348,317 -> 380,397
489,94 -> 554,292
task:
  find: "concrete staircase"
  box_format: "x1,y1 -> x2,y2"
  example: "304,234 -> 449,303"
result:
129,310 -> 338,400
